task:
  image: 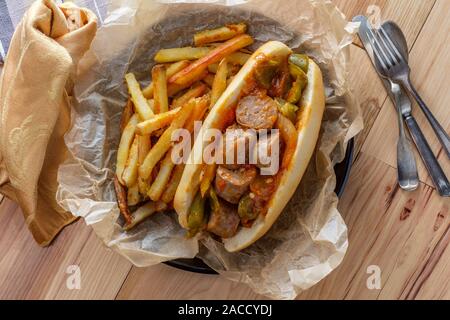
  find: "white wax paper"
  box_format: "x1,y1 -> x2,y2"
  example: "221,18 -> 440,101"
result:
56,0 -> 362,299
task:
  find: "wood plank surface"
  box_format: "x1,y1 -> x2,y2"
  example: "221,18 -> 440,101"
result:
296,153 -> 448,300
414,237 -> 450,300
0,198 -> 131,299
0,0 -> 448,300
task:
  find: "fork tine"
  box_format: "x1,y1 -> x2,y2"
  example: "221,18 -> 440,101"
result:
379,26 -> 405,62
366,27 -> 390,72
375,29 -> 398,65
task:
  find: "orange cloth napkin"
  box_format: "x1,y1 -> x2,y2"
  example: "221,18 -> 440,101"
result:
0,0 -> 97,246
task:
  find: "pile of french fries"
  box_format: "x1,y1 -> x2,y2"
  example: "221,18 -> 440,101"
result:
115,23 -> 254,230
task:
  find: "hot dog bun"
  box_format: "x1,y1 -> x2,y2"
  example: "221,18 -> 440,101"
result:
224,57 -> 325,252
174,41 -> 325,251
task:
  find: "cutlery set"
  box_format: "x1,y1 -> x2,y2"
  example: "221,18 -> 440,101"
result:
354,16 -> 450,197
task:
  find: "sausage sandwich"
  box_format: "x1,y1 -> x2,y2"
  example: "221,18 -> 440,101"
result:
174,41 -> 325,252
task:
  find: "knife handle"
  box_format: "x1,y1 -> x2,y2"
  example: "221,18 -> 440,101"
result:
404,115 -> 450,197
401,77 -> 450,159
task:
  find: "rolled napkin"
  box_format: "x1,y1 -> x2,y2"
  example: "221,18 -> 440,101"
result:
0,0 -> 97,246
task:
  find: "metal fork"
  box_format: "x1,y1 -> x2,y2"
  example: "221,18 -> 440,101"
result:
364,28 -> 419,191
367,26 -> 450,159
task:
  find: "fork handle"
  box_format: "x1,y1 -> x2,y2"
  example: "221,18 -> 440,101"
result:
401,77 -> 450,159
404,115 -> 450,197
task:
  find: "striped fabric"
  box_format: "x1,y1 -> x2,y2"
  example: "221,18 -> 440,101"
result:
0,0 -> 107,64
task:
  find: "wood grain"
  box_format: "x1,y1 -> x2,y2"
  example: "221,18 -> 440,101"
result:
414,233 -> 450,300
348,45 -> 387,156
334,0 -> 436,48
0,198 -> 131,299
116,264 -> 263,300
296,152 -> 448,300
51,231 -> 132,300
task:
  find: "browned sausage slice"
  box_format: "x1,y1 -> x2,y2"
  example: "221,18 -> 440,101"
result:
236,94 -> 278,129
207,199 -> 240,238
214,166 -> 257,204
249,175 -> 277,201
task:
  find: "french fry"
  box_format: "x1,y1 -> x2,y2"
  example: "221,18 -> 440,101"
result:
123,201 -> 168,231
160,164 -> 185,204
136,107 -> 181,135
240,48 -> 253,54
167,69 -> 209,97
207,52 -> 249,73
139,99 -> 195,179
122,137 -> 140,187
138,135 -> 151,165
125,73 -> 154,120
207,63 -> 219,74
143,86 -> 154,100
138,178 -> 150,199
207,63 -> 239,76
137,135 -> 151,196
227,51 -> 250,65
142,60 -> 191,98
167,60 -> 191,76
114,175 -> 132,225
200,163 -> 217,197
152,65 -> 169,114
184,94 -> 210,133
116,114 -> 139,184
168,34 -> 254,87
203,73 -> 215,87
154,47 -> 211,63
147,150 -> 176,201
171,82 -> 207,109
194,23 -> 247,46
205,43 -> 249,55
210,58 -> 228,108
120,99 -> 134,133
127,182 -> 141,206
147,99 -> 155,113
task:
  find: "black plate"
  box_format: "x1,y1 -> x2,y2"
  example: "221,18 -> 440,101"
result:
165,139 -> 355,274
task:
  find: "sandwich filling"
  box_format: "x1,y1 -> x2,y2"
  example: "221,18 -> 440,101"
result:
187,52 -> 310,238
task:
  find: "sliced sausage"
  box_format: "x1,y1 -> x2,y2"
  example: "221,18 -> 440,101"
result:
249,174 -> 277,201
214,165 -> 257,204
207,199 -> 240,238
236,94 -> 278,129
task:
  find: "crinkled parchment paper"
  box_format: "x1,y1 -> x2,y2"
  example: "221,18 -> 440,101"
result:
56,0 -> 362,299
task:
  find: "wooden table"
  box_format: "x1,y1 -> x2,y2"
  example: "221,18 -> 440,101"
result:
0,0 -> 449,300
